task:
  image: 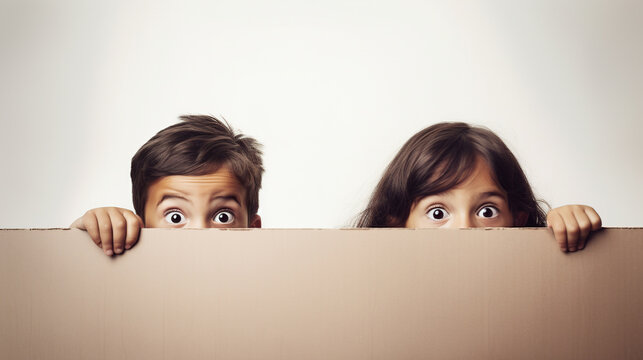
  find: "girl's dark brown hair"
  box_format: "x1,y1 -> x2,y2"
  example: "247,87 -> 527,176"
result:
356,122 -> 547,227
130,115 -> 263,221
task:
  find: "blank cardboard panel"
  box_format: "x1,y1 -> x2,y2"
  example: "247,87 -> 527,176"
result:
1,228 -> 642,359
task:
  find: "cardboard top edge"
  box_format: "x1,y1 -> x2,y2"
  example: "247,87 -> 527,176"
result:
0,227 -> 641,231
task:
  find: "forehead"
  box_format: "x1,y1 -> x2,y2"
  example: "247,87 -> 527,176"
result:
453,157 -> 504,194
146,167 -> 246,203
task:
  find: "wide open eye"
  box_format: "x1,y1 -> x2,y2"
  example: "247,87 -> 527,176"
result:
213,210 -> 235,225
426,207 -> 450,221
477,206 -> 499,219
164,211 -> 186,225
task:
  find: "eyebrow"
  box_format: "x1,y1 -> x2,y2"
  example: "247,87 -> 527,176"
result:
156,194 -> 190,207
476,191 -> 507,201
213,195 -> 242,207
156,194 -> 242,208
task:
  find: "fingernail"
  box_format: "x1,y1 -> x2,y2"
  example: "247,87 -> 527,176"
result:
105,249 -> 113,256
115,248 -> 123,254
125,244 -> 132,250
569,247 -> 577,252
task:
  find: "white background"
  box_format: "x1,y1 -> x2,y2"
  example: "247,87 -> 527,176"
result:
1,0 -> 641,228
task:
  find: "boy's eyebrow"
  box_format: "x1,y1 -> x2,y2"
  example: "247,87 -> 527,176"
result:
155,193 -> 243,208
157,193 -> 191,207
210,195 -> 242,206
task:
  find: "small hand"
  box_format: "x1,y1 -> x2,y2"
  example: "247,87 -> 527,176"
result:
70,207 -> 143,256
546,205 -> 602,252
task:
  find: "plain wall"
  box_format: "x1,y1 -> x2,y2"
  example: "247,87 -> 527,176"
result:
0,0 -> 641,228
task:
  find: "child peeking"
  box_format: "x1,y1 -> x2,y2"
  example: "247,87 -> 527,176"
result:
71,115 -> 264,256
356,122 -> 601,252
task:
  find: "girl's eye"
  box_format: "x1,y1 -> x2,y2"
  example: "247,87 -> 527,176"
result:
213,210 -> 235,225
427,207 -> 449,221
477,206 -> 499,218
164,211 -> 186,225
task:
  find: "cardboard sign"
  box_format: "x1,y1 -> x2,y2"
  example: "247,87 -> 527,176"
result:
1,228 -> 642,359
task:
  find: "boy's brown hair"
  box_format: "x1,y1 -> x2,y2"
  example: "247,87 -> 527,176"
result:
356,122 -> 547,227
130,115 -> 263,221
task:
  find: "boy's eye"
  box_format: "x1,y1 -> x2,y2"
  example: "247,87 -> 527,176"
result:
164,211 -> 186,225
213,210 -> 235,225
427,207 -> 449,221
477,206 -> 499,218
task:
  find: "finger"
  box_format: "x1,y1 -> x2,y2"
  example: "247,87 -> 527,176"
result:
584,206 -> 602,231
82,212 -> 102,248
574,209 -> 592,251
70,216 -> 86,230
123,211 -> 143,250
95,209 -> 114,256
108,208 -> 127,255
548,212 -> 568,252
563,211 -> 581,252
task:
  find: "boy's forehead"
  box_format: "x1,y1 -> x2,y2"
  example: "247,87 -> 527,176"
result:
147,167 -> 246,201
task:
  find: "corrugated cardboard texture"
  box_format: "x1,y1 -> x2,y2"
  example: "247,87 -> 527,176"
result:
1,228 -> 642,359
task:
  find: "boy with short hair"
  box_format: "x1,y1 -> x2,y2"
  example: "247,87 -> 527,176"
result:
71,115 -> 263,256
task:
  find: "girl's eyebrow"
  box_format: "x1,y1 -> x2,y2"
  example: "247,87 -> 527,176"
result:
477,191 -> 507,201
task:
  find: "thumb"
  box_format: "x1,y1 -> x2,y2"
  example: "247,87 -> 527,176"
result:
70,216 -> 87,230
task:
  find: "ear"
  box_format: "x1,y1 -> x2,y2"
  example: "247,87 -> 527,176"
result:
513,211 -> 528,227
249,214 -> 262,228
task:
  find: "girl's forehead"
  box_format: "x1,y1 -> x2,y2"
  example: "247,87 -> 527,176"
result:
444,157 -> 507,198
